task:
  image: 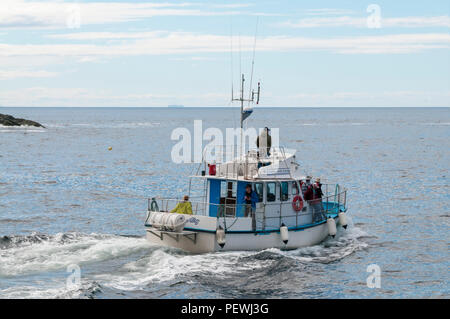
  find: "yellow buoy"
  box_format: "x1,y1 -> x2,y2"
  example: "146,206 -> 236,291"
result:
108,147 -> 112,151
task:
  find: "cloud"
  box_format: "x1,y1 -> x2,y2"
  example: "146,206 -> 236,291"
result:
266,91 -> 450,107
2,32 -> 449,56
0,87 -> 229,107
1,87 -> 448,107
305,8 -> 356,16
211,4 -> 253,9
0,1 -> 248,29
0,69 -> 58,79
280,15 -> 450,28
281,16 -> 365,28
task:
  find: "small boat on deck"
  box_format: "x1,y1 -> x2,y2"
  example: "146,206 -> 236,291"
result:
144,75 -> 349,253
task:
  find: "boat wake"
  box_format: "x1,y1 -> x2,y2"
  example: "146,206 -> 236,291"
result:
0,224 -> 371,298
0,232 -> 150,277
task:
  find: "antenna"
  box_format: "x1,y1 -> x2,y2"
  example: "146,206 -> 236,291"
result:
248,17 -> 259,105
231,17 -> 262,118
256,82 -> 260,105
230,16 -> 234,102
232,76 -> 261,127
230,17 -> 262,158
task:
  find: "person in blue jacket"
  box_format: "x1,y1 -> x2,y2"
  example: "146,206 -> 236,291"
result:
243,184 -> 259,217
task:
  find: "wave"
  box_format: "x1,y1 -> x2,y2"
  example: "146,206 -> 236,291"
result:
0,280 -> 103,299
2,122 -> 161,130
0,224 -> 370,298
299,122 -> 370,127
0,232 -> 150,277
421,122 -> 450,126
96,222 -> 370,294
0,125 -> 46,133
70,122 -> 160,129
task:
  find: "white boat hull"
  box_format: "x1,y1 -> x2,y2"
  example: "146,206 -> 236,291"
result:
145,217 -> 338,253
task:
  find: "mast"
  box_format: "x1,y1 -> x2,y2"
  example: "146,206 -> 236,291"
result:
240,74 -> 245,130
231,18 -> 260,161
232,74 -> 260,159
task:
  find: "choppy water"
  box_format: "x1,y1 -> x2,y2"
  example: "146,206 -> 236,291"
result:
0,107 -> 448,298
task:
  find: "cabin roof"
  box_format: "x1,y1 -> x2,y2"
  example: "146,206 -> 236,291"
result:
189,175 -> 306,182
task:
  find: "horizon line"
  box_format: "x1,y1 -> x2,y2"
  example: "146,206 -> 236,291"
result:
1,106 -> 449,108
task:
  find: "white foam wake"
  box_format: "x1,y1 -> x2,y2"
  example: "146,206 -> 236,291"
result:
0,232 -> 150,277
97,223 -> 369,291
95,248 -> 266,291
0,223 -> 370,297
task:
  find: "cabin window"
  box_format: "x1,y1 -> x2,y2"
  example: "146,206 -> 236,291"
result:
280,182 -> 289,201
254,183 -> 263,202
220,180 -> 227,198
292,181 -> 299,195
220,180 -> 236,198
219,180 -> 237,217
266,182 -> 276,202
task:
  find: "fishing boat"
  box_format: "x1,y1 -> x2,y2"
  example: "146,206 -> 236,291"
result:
144,73 -> 349,253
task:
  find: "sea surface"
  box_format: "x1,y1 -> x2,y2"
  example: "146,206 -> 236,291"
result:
0,107 -> 448,299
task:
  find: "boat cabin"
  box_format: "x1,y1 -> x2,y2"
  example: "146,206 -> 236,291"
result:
206,176 -> 302,218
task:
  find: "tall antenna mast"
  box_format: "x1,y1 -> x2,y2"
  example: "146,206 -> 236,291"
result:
232,75 -> 261,157
231,18 -> 261,159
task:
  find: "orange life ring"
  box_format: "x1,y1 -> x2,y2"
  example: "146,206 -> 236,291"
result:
292,195 -> 303,212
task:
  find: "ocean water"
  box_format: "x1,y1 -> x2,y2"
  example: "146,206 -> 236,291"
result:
0,107 -> 448,299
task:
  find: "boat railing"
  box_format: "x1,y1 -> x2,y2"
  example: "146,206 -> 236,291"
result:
148,197 -> 210,216
321,183 -> 347,210
206,145 -> 290,161
206,145 -> 294,179
252,190 -> 347,230
147,188 -> 347,229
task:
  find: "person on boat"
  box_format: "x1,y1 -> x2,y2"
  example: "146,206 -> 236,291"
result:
301,176 -> 312,194
304,179 -> 325,222
256,127 -> 272,158
170,195 -> 193,215
314,178 -> 323,198
243,184 -> 258,218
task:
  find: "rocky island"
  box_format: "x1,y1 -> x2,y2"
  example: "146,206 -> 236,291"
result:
0,113 -> 45,128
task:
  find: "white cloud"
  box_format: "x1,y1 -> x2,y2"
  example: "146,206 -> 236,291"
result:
1,32 -> 449,56
305,8 -> 356,16
281,15 -> 450,28
0,0 -> 247,29
212,4 -> 253,9
0,86 -> 229,107
281,16 -> 365,28
1,87 -> 448,107
265,91 -> 450,107
0,69 -> 58,79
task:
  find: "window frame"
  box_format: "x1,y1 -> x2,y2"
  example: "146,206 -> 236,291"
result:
253,182 -> 264,203
280,181 -> 289,202
266,182 -> 276,202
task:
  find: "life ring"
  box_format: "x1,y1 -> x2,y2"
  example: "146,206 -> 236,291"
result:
292,195 -> 303,212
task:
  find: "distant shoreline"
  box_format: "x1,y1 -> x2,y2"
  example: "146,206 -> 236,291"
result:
0,113 -> 45,128
1,106 -> 448,109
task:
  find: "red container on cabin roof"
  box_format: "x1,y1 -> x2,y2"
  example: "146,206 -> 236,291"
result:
208,164 -> 216,176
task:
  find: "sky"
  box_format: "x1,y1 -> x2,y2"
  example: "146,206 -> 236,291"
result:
0,0 -> 449,107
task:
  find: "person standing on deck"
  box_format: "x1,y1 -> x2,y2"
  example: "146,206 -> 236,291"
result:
243,184 -> 258,231
170,195 -> 193,215
304,179 -> 326,222
301,176 -> 312,194
243,184 -> 258,217
313,178 -> 323,199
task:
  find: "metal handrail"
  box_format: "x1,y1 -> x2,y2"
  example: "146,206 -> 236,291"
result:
147,190 -> 346,218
